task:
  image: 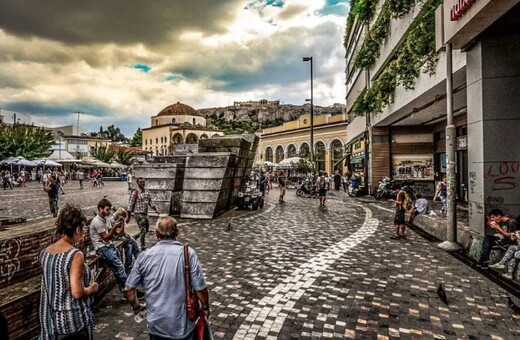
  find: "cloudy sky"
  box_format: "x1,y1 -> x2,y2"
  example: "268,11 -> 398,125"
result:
0,0 -> 349,136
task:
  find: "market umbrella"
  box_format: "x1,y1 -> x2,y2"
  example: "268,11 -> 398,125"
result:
12,157 -> 37,167
33,159 -> 63,167
277,157 -> 301,168
109,161 -> 125,169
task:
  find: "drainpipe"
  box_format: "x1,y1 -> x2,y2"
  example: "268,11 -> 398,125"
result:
438,42 -> 462,251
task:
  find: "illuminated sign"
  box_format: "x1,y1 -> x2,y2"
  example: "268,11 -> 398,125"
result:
450,0 -> 477,21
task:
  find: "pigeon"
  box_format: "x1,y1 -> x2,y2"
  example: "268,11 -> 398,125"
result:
508,297 -> 520,314
226,223 -> 232,231
437,283 -> 448,305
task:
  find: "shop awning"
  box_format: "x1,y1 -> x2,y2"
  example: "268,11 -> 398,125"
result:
350,155 -> 364,164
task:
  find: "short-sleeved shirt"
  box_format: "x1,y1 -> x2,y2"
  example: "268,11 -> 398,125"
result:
47,181 -> 59,199
89,215 -> 113,250
126,240 -> 207,339
127,174 -> 132,183
415,198 -> 429,214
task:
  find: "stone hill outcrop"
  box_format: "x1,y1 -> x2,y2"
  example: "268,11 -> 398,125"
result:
197,102 -> 345,123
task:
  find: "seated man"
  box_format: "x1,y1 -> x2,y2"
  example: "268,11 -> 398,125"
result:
110,208 -> 141,271
407,193 -> 429,224
89,198 -> 128,295
477,209 -> 519,269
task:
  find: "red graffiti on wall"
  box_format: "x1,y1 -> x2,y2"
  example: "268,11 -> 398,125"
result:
484,161 -> 519,191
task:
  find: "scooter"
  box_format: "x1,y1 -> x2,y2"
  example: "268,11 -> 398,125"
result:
296,182 -> 318,198
374,176 -> 395,199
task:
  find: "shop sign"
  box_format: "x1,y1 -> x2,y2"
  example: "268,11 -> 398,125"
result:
457,135 -> 468,150
352,139 -> 365,153
450,0 -> 477,21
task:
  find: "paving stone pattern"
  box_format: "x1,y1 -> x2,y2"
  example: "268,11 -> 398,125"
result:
2,183 -> 519,338
91,189 -> 520,340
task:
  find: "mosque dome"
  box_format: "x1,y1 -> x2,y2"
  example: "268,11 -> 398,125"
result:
157,101 -> 200,116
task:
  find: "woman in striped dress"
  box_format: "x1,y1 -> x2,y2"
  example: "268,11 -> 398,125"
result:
39,203 -> 99,340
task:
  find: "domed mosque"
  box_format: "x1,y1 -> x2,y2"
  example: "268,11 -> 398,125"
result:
141,101 -> 224,156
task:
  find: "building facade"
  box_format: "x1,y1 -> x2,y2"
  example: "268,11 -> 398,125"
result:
141,102 -> 224,156
257,113 -> 349,175
438,0 -> 520,233
344,0 -> 520,234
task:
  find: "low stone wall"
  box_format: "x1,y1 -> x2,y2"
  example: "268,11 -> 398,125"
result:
0,218 -> 125,339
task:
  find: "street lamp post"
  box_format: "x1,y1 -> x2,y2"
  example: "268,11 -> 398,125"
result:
303,56 -> 314,170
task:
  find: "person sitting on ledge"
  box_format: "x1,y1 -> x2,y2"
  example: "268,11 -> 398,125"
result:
477,209 -> 518,269
490,230 -> 520,280
109,208 -> 141,272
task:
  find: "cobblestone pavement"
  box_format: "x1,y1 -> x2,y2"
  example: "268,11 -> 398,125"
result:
91,189 -> 520,340
0,180 -> 131,220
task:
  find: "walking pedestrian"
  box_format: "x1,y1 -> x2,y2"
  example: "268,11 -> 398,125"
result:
127,171 -> 133,191
316,171 -> 330,208
77,169 -> 85,189
126,177 -> 160,250
124,216 -> 210,340
277,171 -> 287,204
39,203 -> 98,340
44,174 -> 60,218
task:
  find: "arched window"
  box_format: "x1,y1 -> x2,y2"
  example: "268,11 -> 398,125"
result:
193,118 -> 196,125
315,141 -> 326,172
330,139 -> 344,172
172,133 -> 183,144
299,143 -> 310,157
275,145 -> 284,163
200,134 -> 208,139
265,147 -> 273,162
287,144 -> 297,158
186,133 -> 198,144
172,118 -> 176,124
156,137 -> 159,144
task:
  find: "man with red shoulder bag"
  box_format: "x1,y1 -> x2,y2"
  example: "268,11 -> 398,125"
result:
124,216 -> 210,340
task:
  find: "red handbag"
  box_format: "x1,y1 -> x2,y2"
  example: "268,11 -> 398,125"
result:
184,245 -> 200,322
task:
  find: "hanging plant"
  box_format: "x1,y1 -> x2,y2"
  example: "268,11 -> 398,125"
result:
371,2 -> 391,43
352,0 -> 378,23
353,37 -> 380,70
389,0 -> 417,18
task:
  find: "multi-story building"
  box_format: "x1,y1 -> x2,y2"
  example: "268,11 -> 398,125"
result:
344,0 -> 520,233
141,101 -> 224,156
257,113 -> 349,175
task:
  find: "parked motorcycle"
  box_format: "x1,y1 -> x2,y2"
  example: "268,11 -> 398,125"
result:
296,182 -> 318,198
374,176 -> 395,199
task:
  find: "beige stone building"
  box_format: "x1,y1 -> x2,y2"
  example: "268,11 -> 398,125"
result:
142,102 -> 224,156
257,113 -> 349,174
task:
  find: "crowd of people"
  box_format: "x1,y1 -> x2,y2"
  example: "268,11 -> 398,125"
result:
37,176 -> 211,339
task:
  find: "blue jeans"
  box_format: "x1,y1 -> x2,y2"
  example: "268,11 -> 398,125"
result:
96,245 -> 128,292
117,236 -> 140,269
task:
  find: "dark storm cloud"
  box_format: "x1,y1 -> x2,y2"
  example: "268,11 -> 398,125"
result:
3,101 -> 109,119
0,1 -> 240,45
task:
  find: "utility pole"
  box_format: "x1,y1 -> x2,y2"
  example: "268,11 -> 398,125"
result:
75,111 -> 84,135
303,57 -> 314,170
438,43 -> 462,251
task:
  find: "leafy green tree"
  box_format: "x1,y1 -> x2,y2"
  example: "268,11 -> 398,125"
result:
293,153 -> 314,173
0,123 -> 54,159
91,144 -> 116,163
116,149 -> 134,165
130,128 -> 142,147
98,124 -> 128,142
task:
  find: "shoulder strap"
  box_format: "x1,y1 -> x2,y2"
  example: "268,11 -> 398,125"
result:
184,245 -> 192,296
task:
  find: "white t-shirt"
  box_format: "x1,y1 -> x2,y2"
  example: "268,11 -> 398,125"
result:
89,215 -> 113,250
127,173 -> 133,183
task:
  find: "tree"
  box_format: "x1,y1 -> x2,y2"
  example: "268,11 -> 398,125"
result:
116,149 -> 134,165
91,144 -> 116,163
98,124 -> 128,142
0,123 -> 54,159
293,153 -> 314,173
130,128 -> 142,147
